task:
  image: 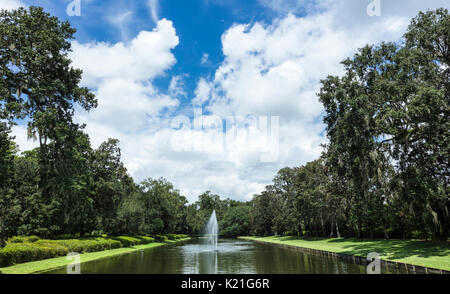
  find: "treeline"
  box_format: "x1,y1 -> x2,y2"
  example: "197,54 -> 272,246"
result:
250,9 -> 449,240
0,7 -> 249,245
0,7 -> 448,246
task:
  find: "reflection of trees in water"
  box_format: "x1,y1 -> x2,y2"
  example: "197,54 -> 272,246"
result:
198,250 -> 218,274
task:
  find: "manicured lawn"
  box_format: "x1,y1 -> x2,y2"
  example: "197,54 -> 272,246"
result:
240,236 -> 450,271
0,238 -> 190,274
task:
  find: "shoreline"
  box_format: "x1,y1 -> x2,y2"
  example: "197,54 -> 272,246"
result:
0,237 -> 191,274
239,236 -> 450,274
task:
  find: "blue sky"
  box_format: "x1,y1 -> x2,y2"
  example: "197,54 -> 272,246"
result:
3,0 -> 449,202
20,0 -> 278,108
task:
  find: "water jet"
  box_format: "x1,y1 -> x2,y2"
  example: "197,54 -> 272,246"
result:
204,210 -> 219,251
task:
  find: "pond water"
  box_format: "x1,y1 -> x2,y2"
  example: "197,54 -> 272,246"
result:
43,238 -> 406,274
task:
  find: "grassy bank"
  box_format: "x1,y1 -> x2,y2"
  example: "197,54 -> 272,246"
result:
0,235 -> 190,274
240,236 -> 450,271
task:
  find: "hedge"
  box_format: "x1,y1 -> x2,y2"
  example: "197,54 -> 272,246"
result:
153,235 -> 168,242
166,234 -> 189,240
0,235 -> 157,267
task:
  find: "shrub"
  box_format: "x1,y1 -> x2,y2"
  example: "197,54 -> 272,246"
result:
135,236 -> 155,243
166,234 -> 188,240
166,234 -> 177,240
27,236 -> 40,243
112,236 -> 142,247
7,236 -> 26,243
153,235 -> 168,242
7,236 -> 41,244
0,243 -> 53,266
0,235 -> 169,267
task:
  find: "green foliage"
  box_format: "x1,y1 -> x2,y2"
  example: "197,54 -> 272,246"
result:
7,236 -> 40,243
166,234 -> 188,240
153,235 -> 168,242
248,8 -> 449,241
0,5 -> 448,252
111,236 -> 144,247
0,235 -> 155,266
219,206 -> 252,237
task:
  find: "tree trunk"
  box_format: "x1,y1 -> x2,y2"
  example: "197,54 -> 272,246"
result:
321,217 -> 325,237
298,222 -> 303,237
356,224 -> 361,239
335,221 -> 341,238
330,219 -> 334,238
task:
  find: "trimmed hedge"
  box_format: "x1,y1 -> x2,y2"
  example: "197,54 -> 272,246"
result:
153,235 -> 169,242
7,236 -> 41,243
166,234 -> 188,240
0,235 -> 158,267
111,236 -> 146,247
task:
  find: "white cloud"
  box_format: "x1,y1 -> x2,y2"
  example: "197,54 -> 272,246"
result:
201,53 -> 209,64
0,0 -> 24,10
169,75 -> 187,98
192,0 -> 449,200
11,125 -> 38,152
108,10 -> 133,40
11,1 -> 450,203
148,0 -> 159,23
192,78 -> 212,106
70,19 -> 179,87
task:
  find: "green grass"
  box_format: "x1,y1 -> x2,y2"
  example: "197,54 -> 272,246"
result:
240,236 -> 450,271
0,237 -> 191,274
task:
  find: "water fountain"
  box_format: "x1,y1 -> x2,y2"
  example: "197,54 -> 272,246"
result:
204,210 -> 219,251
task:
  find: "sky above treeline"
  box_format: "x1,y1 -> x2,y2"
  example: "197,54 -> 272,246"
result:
2,0 -> 449,202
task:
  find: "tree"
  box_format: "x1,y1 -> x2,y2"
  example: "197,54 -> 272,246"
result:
12,149 -> 51,237
0,122 -> 19,246
219,205 -> 251,237
317,8 -> 449,240
91,139 -> 135,234
250,190 -> 275,236
0,7 -> 97,236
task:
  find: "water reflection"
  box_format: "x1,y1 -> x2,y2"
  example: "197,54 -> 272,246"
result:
42,238 -> 407,274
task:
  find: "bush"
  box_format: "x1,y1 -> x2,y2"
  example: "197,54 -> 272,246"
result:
7,236 -> 26,243
0,243 -> 62,266
166,234 -> 177,240
166,234 -> 188,240
153,235 -> 168,242
135,236 -> 155,243
0,234 -> 176,267
7,236 -> 41,243
27,236 -> 40,243
112,236 -> 143,247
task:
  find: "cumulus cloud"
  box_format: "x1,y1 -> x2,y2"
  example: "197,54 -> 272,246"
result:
0,0 -> 24,10
11,0 -> 450,202
169,75 -> 188,98
70,19 -> 179,87
192,78 -> 212,106
192,0 -> 450,200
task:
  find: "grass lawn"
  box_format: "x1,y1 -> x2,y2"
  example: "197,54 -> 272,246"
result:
240,236 -> 450,271
0,238 -> 190,274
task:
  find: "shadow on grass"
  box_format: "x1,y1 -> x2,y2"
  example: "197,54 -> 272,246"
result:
272,236 -> 450,260
338,240 -> 449,260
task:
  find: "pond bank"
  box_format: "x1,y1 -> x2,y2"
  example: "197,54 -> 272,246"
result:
0,237 -> 191,274
239,236 -> 450,273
